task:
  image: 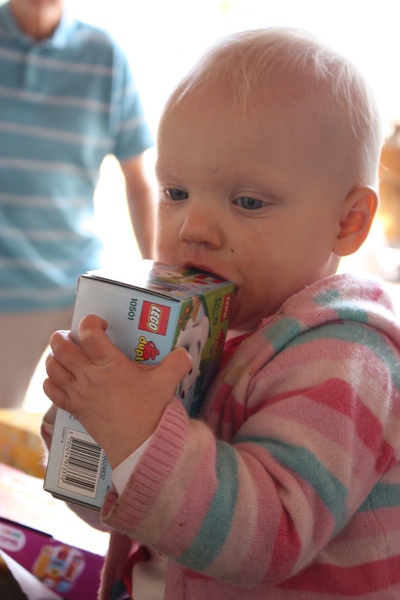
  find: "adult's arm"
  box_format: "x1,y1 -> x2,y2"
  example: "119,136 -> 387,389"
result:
120,153 -> 156,260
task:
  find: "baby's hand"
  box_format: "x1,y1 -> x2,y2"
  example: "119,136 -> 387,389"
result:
43,315 -> 192,468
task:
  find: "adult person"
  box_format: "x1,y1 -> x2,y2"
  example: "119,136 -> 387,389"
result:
0,0 -> 155,408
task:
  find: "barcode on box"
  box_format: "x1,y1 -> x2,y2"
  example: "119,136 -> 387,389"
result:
58,429 -> 103,498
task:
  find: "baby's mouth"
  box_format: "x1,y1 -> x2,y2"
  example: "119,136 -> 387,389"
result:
183,262 -> 223,279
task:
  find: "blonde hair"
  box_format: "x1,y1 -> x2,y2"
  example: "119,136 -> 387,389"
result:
164,28 -> 384,187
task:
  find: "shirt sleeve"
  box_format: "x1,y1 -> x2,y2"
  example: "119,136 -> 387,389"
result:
111,436 -> 153,494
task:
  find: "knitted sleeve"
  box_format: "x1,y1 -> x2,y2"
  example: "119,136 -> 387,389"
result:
101,319 -> 400,587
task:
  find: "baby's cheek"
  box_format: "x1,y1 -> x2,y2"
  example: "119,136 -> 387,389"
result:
156,237 -> 178,263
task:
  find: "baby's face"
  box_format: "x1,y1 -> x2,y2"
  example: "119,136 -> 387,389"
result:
156,86 -> 346,331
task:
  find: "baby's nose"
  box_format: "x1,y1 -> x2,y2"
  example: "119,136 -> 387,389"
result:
179,207 -> 223,249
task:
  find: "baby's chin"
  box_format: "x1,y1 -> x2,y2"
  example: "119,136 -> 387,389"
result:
228,310 -> 261,336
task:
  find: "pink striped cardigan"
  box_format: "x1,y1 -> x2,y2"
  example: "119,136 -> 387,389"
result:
79,274 -> 400,598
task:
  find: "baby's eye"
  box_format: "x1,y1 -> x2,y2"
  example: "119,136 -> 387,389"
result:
234,196 -> 265,210
166,188 -> 188,201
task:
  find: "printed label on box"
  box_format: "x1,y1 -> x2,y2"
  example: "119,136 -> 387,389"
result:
139,301 -> 171,335
58,429 -> 106,499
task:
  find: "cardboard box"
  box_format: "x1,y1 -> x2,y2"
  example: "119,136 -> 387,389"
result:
0,463 -> 109,600
0,410 -> 45,478
44,261 -> 234,509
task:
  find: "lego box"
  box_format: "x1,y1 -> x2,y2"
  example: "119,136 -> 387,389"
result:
0,463 -> 109,600
44,261 -> 234,510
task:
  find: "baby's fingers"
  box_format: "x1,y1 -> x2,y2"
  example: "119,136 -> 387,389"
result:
43,375 -> 70,408
45,342 -> 76,399
49,329 -> 87,375
43,347 -> 76,405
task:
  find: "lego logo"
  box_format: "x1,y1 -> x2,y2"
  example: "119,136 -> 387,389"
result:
147,304 -> 162,332
139,301 -> 170,336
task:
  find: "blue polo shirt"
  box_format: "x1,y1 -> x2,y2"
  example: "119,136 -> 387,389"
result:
0,3 -> 153,311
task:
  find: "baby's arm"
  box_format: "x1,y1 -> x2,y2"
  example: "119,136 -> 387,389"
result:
99,329 -> 398,587
43,314 -> 193,469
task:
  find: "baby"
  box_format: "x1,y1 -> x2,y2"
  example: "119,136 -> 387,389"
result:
42,28 -> 400,599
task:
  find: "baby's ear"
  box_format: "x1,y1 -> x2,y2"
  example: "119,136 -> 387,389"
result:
333,186 -> 378,257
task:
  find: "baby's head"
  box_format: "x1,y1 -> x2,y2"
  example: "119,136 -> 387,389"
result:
166,28 -> 383,189
156,28 -> 385,331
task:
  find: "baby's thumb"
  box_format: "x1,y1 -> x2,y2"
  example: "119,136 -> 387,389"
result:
158,347 -> 193,393
77,314 -> 119,367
